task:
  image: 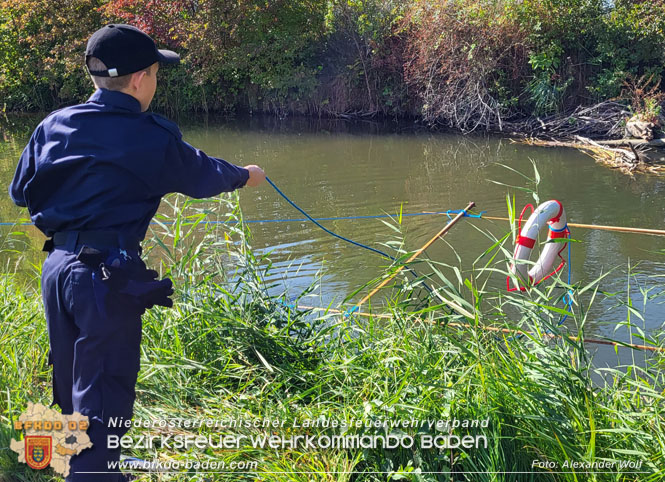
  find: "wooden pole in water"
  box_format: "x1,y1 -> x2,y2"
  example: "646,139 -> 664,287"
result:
355,201 -> 476,313
297,305 -> 664,353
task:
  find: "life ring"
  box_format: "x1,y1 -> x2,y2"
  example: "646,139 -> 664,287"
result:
508,200 -> 570,291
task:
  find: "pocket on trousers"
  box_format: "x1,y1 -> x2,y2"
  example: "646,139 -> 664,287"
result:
101,352 -> 140,422
91,272 -> 146,324
47,351 -> 62,409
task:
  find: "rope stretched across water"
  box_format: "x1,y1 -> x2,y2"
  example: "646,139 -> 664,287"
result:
3,208 -> 664,237
354,201 -> 476,313
0,210 -> 475,227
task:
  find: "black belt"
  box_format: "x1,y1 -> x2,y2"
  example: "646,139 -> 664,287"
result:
44,231 -> 141,252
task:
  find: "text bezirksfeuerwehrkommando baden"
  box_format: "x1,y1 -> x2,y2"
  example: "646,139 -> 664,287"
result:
108,433 -> 488,450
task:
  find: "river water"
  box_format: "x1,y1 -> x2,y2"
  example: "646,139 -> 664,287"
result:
2,114 -> 664,369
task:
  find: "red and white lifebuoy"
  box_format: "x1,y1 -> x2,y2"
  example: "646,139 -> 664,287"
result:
509,200 -> 570,291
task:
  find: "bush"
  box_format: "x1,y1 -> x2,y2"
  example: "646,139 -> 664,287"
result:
402,0 -> 531,130
1,0 -> 664,125
314,0 -> 409,117
104,0 -> 327,115
591,0 -> 665,100
0,0 -> 105,111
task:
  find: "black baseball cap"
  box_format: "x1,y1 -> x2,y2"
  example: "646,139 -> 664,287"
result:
86,24 -> 180,77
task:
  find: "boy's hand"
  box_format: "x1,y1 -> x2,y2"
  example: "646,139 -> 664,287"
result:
244,165 -> 266,187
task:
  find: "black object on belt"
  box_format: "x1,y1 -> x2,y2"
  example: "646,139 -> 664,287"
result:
43,231 -> 141,252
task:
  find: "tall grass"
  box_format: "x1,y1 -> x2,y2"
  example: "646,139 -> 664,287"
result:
0,190 -> 663,482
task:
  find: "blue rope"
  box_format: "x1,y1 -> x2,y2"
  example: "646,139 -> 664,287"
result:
266,176 -> 400,262
265,176 -> 433,301
445,209 -> 486,221
276,299 -> 358,318
262,176 -> 485,309
551,225 -> 573,330
4,178 -> 480,312
557,239 -> 574,327
0,210 -> 485,227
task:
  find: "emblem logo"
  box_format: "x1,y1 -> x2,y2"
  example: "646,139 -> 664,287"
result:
25,436 -> 52,470
10,402 -> 93,477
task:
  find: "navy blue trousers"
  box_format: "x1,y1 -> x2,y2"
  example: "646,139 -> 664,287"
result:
42,247 -> 144,481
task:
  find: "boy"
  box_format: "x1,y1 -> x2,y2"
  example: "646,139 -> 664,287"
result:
9,24 -> 265,481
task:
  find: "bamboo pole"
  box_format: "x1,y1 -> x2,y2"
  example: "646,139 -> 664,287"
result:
478,215 -> 665,237
354,201 -> 476,312
297,305 -> 664,353
419,211 -> 665,236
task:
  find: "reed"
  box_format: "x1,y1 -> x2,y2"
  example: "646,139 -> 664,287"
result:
0,191 -> 663,482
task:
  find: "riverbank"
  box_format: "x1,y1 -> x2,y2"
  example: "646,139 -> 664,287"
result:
3,1 -> 664,126
4,0 -> 665,179
1,195 -> 664,481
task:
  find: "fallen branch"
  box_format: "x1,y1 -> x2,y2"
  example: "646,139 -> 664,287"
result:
592,138 -> 665,147
505,101 -> 631,140
518,135 -> 664,175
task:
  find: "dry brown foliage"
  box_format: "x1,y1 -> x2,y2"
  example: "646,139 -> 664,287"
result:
402,1 -> 530,132
620,74 -> 665,125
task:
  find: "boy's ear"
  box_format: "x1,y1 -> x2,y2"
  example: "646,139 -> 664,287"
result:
129,70 -> 148,91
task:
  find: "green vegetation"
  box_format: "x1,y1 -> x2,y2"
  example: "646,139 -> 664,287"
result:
1,191 -> 664,481
1,0 -> 664,128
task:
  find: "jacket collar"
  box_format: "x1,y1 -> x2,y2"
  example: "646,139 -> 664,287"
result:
87,88 -> 142,113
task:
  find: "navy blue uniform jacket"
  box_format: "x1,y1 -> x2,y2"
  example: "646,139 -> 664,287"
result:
9,88 -> 249,240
